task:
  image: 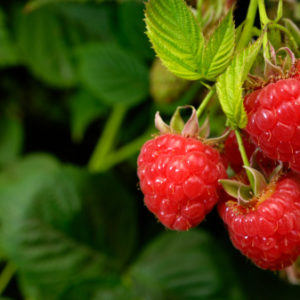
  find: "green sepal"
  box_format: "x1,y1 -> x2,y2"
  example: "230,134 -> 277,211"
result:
205,129 -> 230,145
181,106 -> 200,137
243,166 -> 267,196
198,116 -> 210,139
219,179 -> 252,202
170,107 -> 185,134
155,112 -> 170,134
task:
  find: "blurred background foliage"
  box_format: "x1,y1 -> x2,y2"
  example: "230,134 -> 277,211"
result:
0,0 -> 299,299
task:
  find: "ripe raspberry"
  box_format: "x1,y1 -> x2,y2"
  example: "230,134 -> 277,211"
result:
137,133 -> 227,231
244,78 -> 300,172
219,174 -> 300,270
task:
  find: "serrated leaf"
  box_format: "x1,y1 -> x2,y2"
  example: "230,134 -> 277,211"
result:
77,43 -> 148,106
216,37 -> 263,129
145,0 -> 204,80
128,231 -> 245,300
202,11 -> 235,80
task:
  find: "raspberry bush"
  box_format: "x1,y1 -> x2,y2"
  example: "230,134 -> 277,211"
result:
0,0 -> 300,299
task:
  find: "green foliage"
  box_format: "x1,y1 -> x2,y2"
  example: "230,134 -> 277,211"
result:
14,6 -> 77,88
145,0 -> 205,80
0,157 -> 137,299
128,230 -> 245,300
118,2 -> 154,60
69,90 -> 108,142
0,116 -> 23,167
0,9 -> 18,67
77,43 -> 149,106
0,0 -> 299,299
216,37 -> 263,129
202,11 -> 235,80
145,1 -> 235,81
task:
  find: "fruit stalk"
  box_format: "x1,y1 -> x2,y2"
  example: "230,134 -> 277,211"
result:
236,0 -> 258,52
234,129 -> 255,191
88,104 -> 127,172
196,86 -> 216,119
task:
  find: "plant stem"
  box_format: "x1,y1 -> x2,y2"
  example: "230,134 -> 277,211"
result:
196,86 -> 216,119
236,0 -> 258,52
258,0 -> 270,59
0,262 -> 16,296
88,104 -> 127,172
234,129 -> 255,192
98,129 -> 153,172
269,23 -> 298,51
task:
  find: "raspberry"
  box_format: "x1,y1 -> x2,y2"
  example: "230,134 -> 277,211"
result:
137,133 -> 227,231
244,78 -> 300,172
219,174 -> 300,270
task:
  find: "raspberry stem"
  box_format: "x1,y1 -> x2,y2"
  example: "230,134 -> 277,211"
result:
234,129 -> 255,192
95,129 -> 153,172
196,86 -> 216,119
88,104 -> 127,172
0,262 -> 16,296
236,0 -> 258,52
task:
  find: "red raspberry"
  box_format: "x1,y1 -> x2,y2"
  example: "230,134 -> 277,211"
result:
223,131 -> 255,173
244,78 -> 300,172
219,174 -> 300,270
137,133 -> 227,231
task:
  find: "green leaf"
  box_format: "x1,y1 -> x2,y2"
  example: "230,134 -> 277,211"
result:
55,3 -> 116,42
77,43 -> 149,106
145,0 -> 204,80
118,2 -> 154,60
128,230 -> 245,300
69,90 -> 108,142
202,11 -> 235,80
59,279 -> 139,300
14,6 -> 77,88
0,9 -> 18,67
0,161 -> 137,299
216,37 -> 263,129
24,0 -> 110,12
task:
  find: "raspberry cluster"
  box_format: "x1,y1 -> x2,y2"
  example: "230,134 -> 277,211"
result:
137,61 -> 300,271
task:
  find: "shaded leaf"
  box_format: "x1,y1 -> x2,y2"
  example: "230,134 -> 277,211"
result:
69,90 -> 108,142
0,9 -> 18,67
14,6 -> 77,87
118,2 -> 154,60
128,230 -> 245,300
0,160 -> 137,299
0,116 -> 23,167
77,43 -> 148,106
